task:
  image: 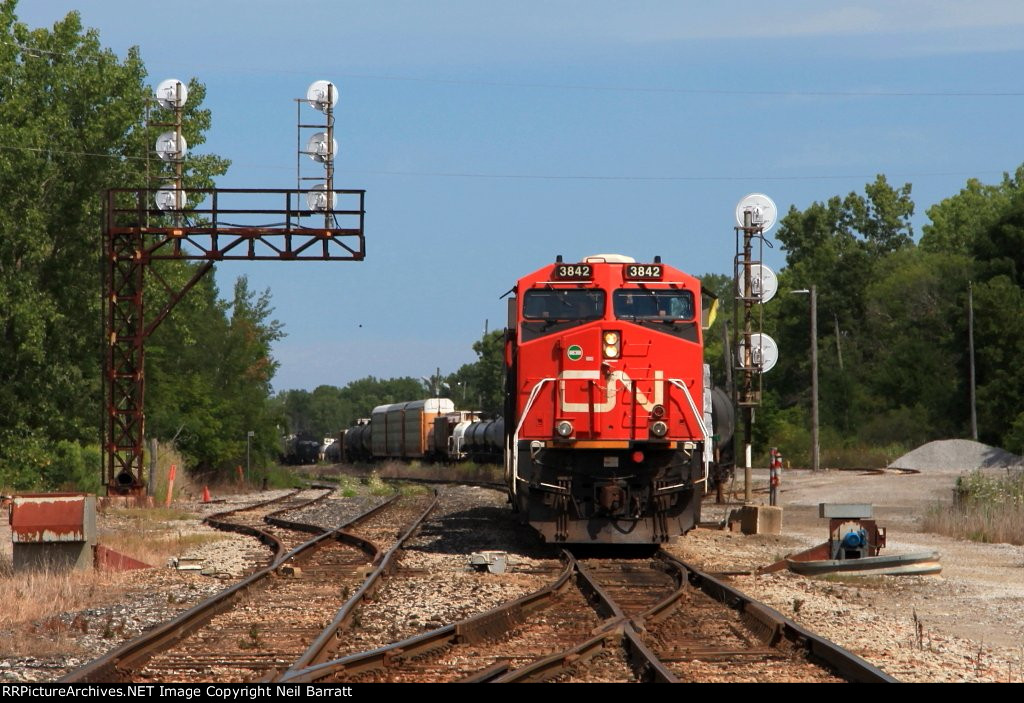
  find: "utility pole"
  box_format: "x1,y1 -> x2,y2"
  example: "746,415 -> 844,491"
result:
246,430 -> 254,486
792,287 -> 820,471
969,281 -> 977,440
810,285 -> 819,472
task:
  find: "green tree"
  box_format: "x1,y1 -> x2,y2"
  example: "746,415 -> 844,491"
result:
861,249 -> 974,443
698,272 -> 732,390
972,275 -> 1024,447
146,276 -> 283,475
272,376 -> 429,441
758,176 -> 915,459
447,331 -> 504,415
921,166 -> 1024,255
0,3 -> 225,489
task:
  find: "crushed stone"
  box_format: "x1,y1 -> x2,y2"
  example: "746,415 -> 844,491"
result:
888,439 -> 1023,472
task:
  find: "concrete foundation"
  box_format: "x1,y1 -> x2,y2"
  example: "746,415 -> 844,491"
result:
737,504 -> 783,535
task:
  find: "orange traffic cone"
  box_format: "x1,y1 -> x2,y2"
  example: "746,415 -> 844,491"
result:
202,485 -> 211,503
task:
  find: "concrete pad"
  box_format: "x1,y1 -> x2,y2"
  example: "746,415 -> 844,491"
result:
738,505 -> 783,535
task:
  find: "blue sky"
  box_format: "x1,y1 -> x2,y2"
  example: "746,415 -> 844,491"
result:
15,1 -> 1024,391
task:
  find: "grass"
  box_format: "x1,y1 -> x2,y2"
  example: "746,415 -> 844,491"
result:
106,506 -> 197,521
365,472 -> 393,497
397,483 -> 431,497
820,442 -> 911,469
370,460 -> 504,484
99,502 -> 232,566
336,475 -> 359,497
98,502 -> 231,566
252,463 -> 305,490
923,469 -> 1024,545
147,443 -> 194,505
0,554 -> 158,658
99,529 -> 231,567
0,556 -> 134,655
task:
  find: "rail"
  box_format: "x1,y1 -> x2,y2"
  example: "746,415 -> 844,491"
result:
61,492 -> 397,683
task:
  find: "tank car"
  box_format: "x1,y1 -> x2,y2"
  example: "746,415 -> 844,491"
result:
503,253 -> 720,543
281,433 -> 321,465
337,419 -> 370,462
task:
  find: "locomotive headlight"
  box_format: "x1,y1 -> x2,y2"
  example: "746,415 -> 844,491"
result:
555,420 -> 574,438
650,420 -> 668,437
602,330 -> 621,359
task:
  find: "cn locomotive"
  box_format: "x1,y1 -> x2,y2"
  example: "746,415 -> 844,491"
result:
503,253 -> 729,544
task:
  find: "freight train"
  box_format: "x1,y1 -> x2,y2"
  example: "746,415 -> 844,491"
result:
503,254 -> 732,544
338,400 -> 504,465
281,433 -> 322,465
334,253 -> 732,545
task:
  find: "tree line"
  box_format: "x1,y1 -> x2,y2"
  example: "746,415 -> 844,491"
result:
0,3 -> 275,490
703,171 -> 1024,464
3,2 -> 1023,492
272,331 -> 504,440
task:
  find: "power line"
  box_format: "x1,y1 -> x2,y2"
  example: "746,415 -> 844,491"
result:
0,143 -> 149,162
4,39 -> 1023,99
0,143 -> 1009,183
339,167 -> 1010,183
325,72 -> 1024,99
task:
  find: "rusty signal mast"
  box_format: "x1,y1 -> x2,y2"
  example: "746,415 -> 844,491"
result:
103,80 -> 364,495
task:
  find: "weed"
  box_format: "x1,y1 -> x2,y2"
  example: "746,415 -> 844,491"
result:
0,566 -> 130,630
912,609 -> 925,650
398,483 -> 429,497
238,624 -> 263,649
923,470 -> 1024,545
336,475 -> 359,498
107,507 -> 197,522
101,615 -> 120,640
366,473 -> 393,497
974,640 -> 987,675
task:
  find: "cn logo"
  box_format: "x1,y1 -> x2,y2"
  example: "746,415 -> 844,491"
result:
559,370 -> 664,413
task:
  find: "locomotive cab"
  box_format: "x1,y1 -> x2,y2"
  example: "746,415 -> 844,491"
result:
505,254 -> 712,544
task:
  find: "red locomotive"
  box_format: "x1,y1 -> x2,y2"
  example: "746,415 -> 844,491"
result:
503,254 -> 724,543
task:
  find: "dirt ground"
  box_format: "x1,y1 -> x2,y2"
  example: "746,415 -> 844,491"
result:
664,466 -> 1024,682
3,467 -> 1023,682
750,467 -> 1024,646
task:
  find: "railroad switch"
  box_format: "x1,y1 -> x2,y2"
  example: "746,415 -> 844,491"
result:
819,503 -> 886,560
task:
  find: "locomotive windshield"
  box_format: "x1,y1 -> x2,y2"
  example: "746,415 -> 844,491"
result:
523,289 -> 605,321
613,289 -> 694,321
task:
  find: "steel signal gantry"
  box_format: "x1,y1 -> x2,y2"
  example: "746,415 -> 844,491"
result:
103,187 -> 365,495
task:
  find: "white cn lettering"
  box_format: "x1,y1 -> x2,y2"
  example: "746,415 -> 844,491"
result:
559,370 -> 664,413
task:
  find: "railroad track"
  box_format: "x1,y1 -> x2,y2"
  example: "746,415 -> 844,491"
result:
279,549 -> 897,683
201,488 -> 333,570
62,489 -> 438,683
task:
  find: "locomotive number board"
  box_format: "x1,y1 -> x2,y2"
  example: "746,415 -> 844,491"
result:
624,264 -> 663,280
553,263 -> 593,280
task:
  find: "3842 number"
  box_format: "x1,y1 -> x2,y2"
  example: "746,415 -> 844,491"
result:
625,264 -> 663,280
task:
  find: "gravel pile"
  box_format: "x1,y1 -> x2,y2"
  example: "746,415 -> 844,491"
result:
888,439 -> 1023,472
